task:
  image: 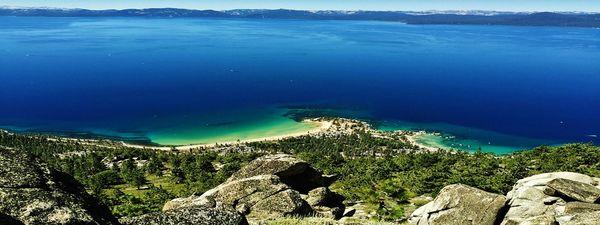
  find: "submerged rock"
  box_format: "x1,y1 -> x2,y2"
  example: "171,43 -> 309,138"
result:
0,148 -> 119,225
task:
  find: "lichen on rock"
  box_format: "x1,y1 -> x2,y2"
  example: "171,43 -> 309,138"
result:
163,154 -> 345,221
121,206 -> 248,225
0,148 -> 119,225
409,184 -> 507,225
410,172 -> 600,225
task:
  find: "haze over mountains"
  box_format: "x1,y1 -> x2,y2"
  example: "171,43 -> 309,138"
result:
1,7 -> 600,27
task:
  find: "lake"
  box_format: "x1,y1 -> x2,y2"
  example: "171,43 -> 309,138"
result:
1,16 -> 599,153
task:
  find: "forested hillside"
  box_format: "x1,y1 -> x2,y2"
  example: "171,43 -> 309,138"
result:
1,130 -> 598,221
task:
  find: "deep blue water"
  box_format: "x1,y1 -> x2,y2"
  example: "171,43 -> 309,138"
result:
1,17 -> 599,151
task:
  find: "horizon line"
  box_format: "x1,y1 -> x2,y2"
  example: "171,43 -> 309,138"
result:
2,5 -> 599,14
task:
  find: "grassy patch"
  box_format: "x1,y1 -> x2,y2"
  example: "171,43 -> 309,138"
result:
263,217 -> 399,225
110,173 -> 185,198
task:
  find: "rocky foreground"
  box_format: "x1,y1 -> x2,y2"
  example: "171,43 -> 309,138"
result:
0,148 -> 119,225
410,172 -> 600,225
128,154 -> 347,224
0,148 -> 348,225
2,145 -> 600,225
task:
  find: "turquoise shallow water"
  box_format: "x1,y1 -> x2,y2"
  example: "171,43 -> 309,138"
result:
378,120 -> 558,154
1,17 -> 599,153
0,106 -> 557,153
145,108 -> 319,145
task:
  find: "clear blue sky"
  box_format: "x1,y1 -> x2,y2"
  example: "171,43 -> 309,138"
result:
2,0 -> 600,12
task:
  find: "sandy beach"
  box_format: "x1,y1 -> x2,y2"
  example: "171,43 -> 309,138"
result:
121,119 -> 333,151
31,117 -> 442,153
404,131 -> 443,152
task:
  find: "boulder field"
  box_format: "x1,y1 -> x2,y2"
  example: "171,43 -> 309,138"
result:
410,172 -> 600,225
3,145 -> 600,225
0,148 -> 346,225
160,154 -> 346,222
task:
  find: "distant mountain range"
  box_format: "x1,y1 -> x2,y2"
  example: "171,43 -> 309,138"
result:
1,7 -> 600,27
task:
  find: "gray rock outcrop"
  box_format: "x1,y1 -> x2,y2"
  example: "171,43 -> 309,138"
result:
410,172 -> 600,225
409,184 -> 507,225
163,154 -> 345,220
502,172 -> 600,225
0,148 -> 119,225
120,206 -> 248,225
546,178 -> 600,203
227,154 -> 333,193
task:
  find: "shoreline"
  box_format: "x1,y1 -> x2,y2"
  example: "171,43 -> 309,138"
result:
121,117 -> 445,152
121,118 -> 334,151
404,131 -> 442,152
1,117 -> 444,152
